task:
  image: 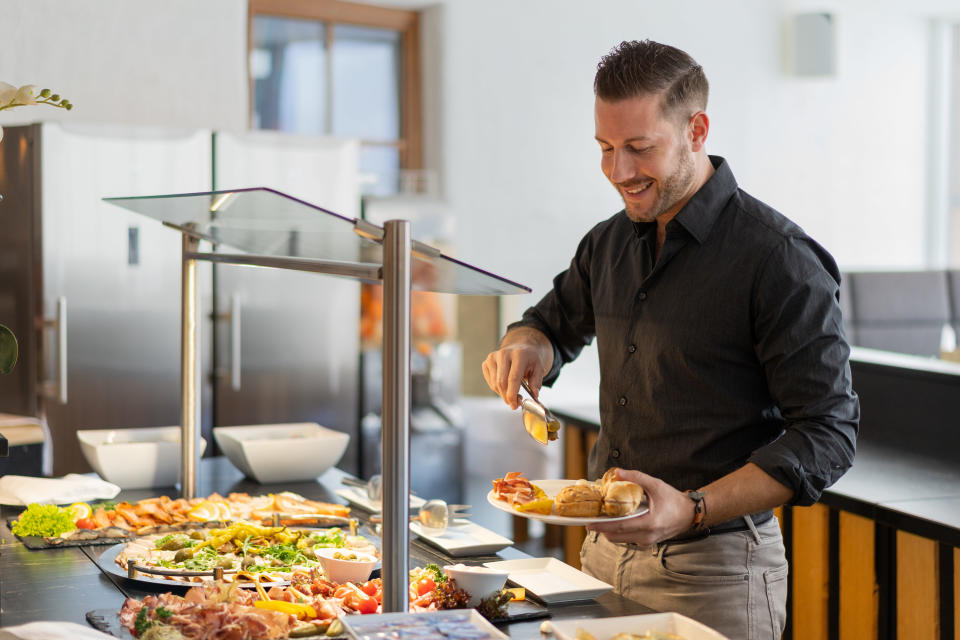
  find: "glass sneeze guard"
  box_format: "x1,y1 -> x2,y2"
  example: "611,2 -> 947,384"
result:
104,187 -> 530,614
105,187 -> 529,294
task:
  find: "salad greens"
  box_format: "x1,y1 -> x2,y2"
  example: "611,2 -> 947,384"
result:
11,503 -> 76,537
309,528 -> 346,548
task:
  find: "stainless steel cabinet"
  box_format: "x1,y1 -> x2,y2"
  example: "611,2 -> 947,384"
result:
0,124 -> 362,476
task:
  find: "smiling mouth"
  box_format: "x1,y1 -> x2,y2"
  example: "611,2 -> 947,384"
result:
622,181 -> 653,198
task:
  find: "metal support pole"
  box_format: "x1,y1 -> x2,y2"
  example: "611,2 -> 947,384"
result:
180,231 -> 202,499
381,219 -> 411,613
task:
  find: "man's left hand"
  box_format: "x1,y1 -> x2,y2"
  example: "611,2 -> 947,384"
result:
586,468 -> 696,546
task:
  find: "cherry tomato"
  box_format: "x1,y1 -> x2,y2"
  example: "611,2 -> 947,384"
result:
355,595 -> 378,614
75,518 -> 96,529
360,580 -> 379,597
415,576 -> 435,596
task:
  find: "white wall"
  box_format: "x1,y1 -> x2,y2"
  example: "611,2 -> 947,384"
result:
0,0 -> 247,132
2,0 -> 957,402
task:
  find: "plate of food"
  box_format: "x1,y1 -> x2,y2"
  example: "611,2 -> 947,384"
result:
99,521 -> 378,587
8,490 -> 351,549
89,563 -> 535,639
487,471 -> 648,525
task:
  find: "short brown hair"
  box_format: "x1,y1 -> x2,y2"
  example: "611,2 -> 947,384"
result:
594,40 -> 709,121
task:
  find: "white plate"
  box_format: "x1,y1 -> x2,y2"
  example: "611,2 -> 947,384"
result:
410,520 -> 513,557
486,478 -> 649,525
341,609 -> 507,639
550,612 -> 730,640
482,557 -> 612,604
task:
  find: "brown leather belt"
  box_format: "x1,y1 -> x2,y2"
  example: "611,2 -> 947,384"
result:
664,509 -> 775,544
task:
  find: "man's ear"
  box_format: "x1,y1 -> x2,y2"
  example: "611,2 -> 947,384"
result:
688,111 -> 709,151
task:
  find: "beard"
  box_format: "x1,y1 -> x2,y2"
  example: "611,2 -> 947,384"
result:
620,146 -> 696,223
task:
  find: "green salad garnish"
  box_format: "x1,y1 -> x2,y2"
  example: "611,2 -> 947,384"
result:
11,503 -> 76,538
309,528 -> 345,548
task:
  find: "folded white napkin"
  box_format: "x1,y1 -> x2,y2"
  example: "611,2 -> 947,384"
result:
0,622 -> 116,640
0,473 -> 121,506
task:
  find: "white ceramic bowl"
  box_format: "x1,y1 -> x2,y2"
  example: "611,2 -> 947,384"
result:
76,426 -> 207,490
443,563 -> 510,606
213,423 -> 349,484
315,546 -> 378,584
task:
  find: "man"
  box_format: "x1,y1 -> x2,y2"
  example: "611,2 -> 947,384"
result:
482,40 -> 858,639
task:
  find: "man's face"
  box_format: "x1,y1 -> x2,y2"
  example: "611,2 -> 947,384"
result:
595,93 -> 697,224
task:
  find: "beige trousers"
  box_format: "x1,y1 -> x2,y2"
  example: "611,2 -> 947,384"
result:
580,516 -> 788,639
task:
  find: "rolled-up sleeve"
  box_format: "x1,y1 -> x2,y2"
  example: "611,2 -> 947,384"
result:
747,236 -> 860,506
507,234 -> 597,386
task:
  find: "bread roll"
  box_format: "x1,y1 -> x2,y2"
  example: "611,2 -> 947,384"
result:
600,468 -> 620,491
555,483 -> 603,517
602,480 -> 644,517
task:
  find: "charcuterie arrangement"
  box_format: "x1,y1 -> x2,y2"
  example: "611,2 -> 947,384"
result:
118,563 -> 520,639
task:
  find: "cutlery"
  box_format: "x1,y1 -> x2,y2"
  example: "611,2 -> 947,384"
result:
370,499 -> 471,535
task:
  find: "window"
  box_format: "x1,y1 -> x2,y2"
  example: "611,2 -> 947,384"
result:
248,0 -> 421,195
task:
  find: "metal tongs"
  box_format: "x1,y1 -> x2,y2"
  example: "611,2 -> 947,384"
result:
519,379 -> 561,445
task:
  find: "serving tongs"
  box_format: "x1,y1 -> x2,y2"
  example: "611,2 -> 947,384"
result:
519,379 -> 561,445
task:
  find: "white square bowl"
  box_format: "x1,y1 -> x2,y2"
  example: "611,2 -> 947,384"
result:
76,426 -> 207,490
213,422 -> 349,484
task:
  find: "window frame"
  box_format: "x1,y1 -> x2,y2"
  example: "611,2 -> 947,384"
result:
248,0 -> 422,171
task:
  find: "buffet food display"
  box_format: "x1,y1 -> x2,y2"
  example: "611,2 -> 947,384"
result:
117,562 -> 518,638
9,491 -> 351,545
4,469 -> 729,639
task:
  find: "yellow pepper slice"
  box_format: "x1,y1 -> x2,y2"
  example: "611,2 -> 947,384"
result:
254,600 -> 318,619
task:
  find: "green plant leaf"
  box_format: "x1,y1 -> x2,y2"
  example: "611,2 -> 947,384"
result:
0,323 -> 18,374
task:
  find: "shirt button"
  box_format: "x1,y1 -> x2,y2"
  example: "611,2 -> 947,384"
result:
637,291 -> 647,301
618,396 -> 627,406
627,344 -> 637,353
611,448 -> 621,459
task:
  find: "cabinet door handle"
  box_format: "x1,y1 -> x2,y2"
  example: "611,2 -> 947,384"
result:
42,296 -> 68,404
230,295 -> 241,391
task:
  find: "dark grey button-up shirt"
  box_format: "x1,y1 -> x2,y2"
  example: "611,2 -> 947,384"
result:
512,156 -> 859,506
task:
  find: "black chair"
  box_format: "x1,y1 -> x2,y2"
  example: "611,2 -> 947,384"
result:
846,270 -> 951,357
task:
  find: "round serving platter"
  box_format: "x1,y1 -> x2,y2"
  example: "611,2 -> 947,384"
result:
95,542 -> 292,589
487,478 -> 650,525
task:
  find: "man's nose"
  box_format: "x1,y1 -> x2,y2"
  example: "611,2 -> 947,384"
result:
609,149 -> 635,184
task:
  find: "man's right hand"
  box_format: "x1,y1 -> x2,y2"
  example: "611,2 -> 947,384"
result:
481,327 -> 554,410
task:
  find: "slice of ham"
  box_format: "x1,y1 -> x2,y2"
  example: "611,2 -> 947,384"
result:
492,471 -> 540,505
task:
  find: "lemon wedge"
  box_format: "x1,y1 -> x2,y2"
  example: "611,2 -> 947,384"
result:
68,502 -> 92,522
515,497 -> 554,515
215,502 -> 232,521
188,500 -> 221,522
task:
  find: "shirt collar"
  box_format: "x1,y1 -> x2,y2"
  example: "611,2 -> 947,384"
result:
670,155 -> 737,244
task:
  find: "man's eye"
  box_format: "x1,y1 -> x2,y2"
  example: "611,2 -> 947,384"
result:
629,146 -> 652,154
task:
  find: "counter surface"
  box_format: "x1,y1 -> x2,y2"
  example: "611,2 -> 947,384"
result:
0,456 -> 653,637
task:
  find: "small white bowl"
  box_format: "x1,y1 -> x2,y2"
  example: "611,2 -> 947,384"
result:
315,546 -> 378,584
443,563 -> 510,606
76,427 -> 207,490
213,423 -> 350,484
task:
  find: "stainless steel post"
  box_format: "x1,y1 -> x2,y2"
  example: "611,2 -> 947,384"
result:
180,231 -> 201,499
381,219 -> 411,613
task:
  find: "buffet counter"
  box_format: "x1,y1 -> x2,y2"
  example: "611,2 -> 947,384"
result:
0,456 -> 653,637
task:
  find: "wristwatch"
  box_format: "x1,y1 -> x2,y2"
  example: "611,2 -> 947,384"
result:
685,490 -> 707,532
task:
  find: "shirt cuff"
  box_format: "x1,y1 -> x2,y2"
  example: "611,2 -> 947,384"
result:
748,431 -> 846,507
